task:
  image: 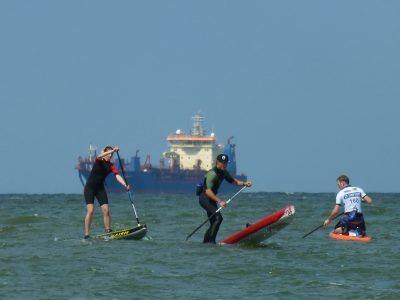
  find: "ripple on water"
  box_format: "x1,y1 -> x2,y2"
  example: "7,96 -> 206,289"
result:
4,215 -> 47,225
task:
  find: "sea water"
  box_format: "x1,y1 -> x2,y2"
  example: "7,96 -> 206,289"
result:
0,193 -> 399,299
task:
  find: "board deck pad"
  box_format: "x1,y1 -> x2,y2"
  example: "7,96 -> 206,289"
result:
97,224 -> 147,240
329,232 -> 371,242
220,205 -> 295,245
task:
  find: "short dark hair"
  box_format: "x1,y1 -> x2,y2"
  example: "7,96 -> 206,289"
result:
337,175 -> 350,184
103,145 -> 114,152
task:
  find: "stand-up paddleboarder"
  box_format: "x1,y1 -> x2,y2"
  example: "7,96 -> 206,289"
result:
198,154 -> 252,243
83,146 -> 129,239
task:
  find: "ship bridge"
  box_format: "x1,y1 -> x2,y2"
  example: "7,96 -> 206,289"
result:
165,113 -> 223,171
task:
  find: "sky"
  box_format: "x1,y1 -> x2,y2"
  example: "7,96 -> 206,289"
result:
0,1 -> 399,193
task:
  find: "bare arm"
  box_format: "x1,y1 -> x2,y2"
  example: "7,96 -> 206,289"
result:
323,204 -> 340,226
115,174 -> 130,190
362,195 -> 373,204
233,179 -> 252,187
97,147 -> 118,159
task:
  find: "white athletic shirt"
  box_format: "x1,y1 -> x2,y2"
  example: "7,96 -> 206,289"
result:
335,186 -> 367,213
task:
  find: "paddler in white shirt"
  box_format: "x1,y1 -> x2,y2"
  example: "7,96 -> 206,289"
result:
323,175 -> 372,237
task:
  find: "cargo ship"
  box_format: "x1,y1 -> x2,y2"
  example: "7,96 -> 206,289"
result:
76,113 -> 247,193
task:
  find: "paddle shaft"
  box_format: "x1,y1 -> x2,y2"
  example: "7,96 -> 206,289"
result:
116,151 -> 141,225
185,186 -> 247,241
302,212 -> 344,238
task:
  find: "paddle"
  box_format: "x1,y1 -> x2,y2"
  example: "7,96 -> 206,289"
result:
302,212 -> 344,238
185,186 -> 247,241
116,150 -> 141,226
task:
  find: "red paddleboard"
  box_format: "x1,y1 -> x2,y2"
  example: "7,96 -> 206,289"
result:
329,232 -> 371,242
219,205 -> 295,245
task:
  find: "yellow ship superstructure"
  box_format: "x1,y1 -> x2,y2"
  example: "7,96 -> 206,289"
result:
164,113 -> 224,171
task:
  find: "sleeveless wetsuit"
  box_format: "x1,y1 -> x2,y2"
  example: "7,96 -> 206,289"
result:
199,167 -> 234,243
84,158 -> 118,206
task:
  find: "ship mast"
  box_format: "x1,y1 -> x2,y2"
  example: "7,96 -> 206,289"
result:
191,113 -> 205,136
88,144 -> 97,162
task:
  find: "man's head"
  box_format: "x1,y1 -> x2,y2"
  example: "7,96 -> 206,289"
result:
216,154 -> 229,170
336,175 -> 350,190
102,146 -> 114,161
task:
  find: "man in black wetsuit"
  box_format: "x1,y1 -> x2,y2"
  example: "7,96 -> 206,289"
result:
83,146 -> 129,239
199,154 -> 252,243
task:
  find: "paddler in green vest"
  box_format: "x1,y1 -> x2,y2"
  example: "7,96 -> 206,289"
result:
199,154 -> 252,243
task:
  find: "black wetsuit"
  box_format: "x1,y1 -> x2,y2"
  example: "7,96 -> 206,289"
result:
84,158 -> 118,206
199,167 -> 234,243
